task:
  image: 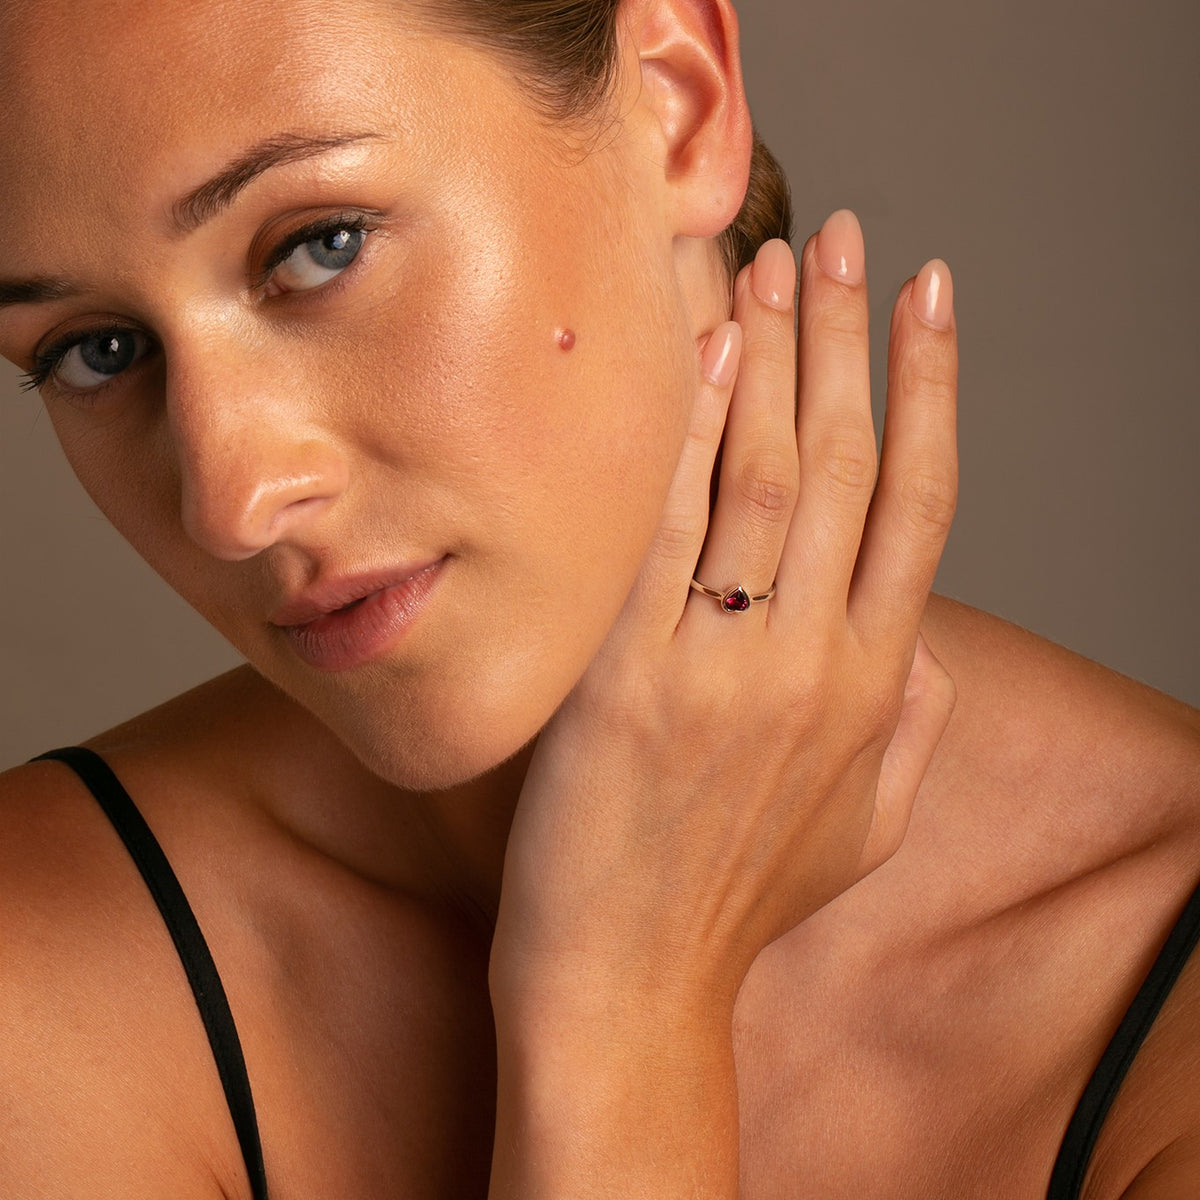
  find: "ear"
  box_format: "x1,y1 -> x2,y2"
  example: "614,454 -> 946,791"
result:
620,0 -> 754,238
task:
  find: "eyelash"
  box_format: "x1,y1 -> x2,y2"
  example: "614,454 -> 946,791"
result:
254,210 -> 379,288
18,211 -> 379,396
18,350 -> 74,394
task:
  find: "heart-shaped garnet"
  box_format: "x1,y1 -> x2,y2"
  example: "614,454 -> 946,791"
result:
721,586 -> 752,614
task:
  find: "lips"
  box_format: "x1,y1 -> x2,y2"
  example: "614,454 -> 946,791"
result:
271,558 -> 445,671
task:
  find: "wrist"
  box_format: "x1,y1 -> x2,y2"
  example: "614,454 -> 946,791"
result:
491,937 -> 743,1030
489,892 -> 752,1024
489,979 -> 740,1200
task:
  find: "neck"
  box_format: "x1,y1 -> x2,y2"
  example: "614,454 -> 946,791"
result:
410,740 -> 535,932
236,669 -> 527,932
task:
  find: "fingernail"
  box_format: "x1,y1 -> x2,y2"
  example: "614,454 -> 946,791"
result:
733,263 -> 752,309
911,259 -> 953,329
701,321 -> 742,387
815,209 -> 865,286
751,239 -> 796,311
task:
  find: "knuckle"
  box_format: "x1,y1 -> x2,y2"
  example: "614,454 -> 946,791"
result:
809,425 -> 878,496
893,341 -> 958,402
868,684 -> 905,743
809,321 -> 864,365
808,286 -> 869,342
896,465 -> 958,537
742,323 -> 796,379
651,511 -> 705,560
732,450 -> 799,522
845,675 -> 903,752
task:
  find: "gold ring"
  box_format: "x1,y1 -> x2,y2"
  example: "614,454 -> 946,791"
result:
689,578 -> 777,614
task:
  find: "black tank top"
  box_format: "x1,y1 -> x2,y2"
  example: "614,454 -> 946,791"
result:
32,747 -> 268,1200
1046,869 -> 1200,1197
31,745 -> 1200,1198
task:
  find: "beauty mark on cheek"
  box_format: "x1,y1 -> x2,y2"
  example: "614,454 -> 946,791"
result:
557,328 -> 577,352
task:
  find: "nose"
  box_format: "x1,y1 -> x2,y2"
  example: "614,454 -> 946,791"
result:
168,342 -> 350,561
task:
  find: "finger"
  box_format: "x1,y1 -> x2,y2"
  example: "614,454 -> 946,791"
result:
689,241 -> 799,625
774,210 -> 877,624
624,320 -> 743,633
850,261 -> 958,648
857,633 -> 956,874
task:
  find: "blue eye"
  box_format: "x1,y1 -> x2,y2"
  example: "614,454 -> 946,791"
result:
16,215 -> 376,396
268,221 -> 371,293
24,328 -> 153,393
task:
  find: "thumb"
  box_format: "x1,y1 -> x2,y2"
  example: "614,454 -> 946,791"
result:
858,632 -> 956,874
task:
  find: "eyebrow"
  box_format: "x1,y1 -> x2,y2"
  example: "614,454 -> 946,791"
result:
0,131 -> 381,313
170,131 -> 381,233
0,276 -> 82,310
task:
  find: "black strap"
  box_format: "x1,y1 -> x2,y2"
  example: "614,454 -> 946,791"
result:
33,747 -> 268,1200
1046,875 -> 1200,1198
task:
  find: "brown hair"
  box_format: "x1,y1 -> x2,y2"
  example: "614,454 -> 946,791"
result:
410,0 -> 793,280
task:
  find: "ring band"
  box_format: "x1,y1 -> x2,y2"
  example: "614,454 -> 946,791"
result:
689,578 -> 777,614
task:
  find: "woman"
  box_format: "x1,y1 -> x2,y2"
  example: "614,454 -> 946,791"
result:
1,1 -> 1197,1197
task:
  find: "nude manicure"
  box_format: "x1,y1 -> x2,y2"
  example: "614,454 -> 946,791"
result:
912,259 -> 954,329
751,240 -> 797,311
815,209 -> 865,285
702,322 -> 742,387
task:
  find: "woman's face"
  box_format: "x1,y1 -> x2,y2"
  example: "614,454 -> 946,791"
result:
0,1 -> 710,787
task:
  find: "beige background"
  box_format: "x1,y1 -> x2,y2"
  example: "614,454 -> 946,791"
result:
1,0 -> 1197,769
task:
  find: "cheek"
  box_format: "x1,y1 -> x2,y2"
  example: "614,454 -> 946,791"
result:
435,255 -> 688,585
343,176 -> 697,586
305,228 -> 696,786
47,401 -> 177,568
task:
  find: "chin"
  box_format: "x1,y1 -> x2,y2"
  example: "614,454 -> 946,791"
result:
353,720 -> 534,794
290,664 -> 559,794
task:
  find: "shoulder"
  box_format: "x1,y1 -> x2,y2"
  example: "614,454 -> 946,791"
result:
1119,1137 -> 1200,1197
916,597 -> 1200,1195
0,756 -> 246,1196
902,599 -> 1200,1197
921,593 -> 1200,830
921,593 -> 1200,742
0,671 -> 302,1197
0,752 -> 150,970
1085,946 -> 1200,1198
0,669 -> 484,1195
913,594 -> 1200,981
0,667 -> 293,948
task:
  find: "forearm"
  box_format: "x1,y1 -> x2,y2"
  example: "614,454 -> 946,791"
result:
489,980 -> 740,1199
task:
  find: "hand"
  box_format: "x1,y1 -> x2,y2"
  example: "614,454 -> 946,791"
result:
486,210 -> 958,1199
493,211 -> 958,1011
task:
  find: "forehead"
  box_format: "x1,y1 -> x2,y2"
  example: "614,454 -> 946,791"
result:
0,0 -> 464,235
1,0 -> 411,125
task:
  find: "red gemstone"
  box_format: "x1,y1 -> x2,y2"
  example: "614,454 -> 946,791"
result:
722,586 -> 752,613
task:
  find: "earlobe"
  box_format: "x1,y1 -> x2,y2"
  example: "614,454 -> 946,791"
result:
626,0 -> 753,237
